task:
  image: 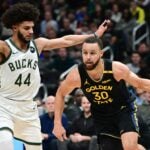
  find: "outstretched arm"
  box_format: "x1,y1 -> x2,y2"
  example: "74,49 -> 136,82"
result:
53,67 -> 81,141
35,19 -> 110,53
113,61 -> 150,92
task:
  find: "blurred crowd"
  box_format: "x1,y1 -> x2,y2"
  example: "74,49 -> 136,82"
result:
0,0 -> 150,95
0,0 -> 150,150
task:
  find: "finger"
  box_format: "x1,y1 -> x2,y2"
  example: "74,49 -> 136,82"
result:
62,133 -> 68,140
103,21 -> 108,27
103,19 -> 111,27
59,136 -> 64,142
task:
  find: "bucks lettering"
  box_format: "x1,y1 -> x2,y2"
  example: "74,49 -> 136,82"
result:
8,59 -> 38,71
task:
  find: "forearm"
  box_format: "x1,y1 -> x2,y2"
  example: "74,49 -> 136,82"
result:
62,34 -> 94,46
138,78 -> 150,92
54,91 -> 65,125
62,20 -> 109,46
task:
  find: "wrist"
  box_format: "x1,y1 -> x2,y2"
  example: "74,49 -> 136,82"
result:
93,32 -> 99,39
54,121 -> 62,125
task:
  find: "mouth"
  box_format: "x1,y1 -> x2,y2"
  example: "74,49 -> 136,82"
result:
85,62 -> 93,65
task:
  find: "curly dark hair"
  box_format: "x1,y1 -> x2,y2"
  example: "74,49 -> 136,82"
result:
2,2 -> 40,29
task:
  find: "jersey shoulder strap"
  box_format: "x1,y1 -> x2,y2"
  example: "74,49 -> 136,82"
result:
103,59 -> 112,72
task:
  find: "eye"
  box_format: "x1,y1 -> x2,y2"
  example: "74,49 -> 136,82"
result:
83,51 -> 88,55
90,51 -> 96,55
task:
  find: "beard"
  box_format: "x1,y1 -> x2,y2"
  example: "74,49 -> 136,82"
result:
18,31 -> 30,44
84,58 -> 100,70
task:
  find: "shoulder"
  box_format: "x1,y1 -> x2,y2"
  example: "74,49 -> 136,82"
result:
0,40 -> 11,58
40,113 -> 48,120
113,61 -> 129,71
0,40 -> 8,52
65,66 -> 81,86
58,66 -> 81,94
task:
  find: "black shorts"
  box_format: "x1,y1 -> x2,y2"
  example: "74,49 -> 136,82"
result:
94,107 -> 139,138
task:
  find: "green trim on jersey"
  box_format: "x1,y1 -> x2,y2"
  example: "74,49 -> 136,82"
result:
14,137 -> 42,145
0,127 -> 14,135
32,40 -> 39,58
100,133 -> 121,139
9,38 -> 24,53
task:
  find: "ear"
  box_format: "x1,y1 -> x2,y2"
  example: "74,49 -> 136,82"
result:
12,25 -> 17,31
100,50 -> 104,57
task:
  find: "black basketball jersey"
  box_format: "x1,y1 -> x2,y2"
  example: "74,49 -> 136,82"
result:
78,59 -> 135,117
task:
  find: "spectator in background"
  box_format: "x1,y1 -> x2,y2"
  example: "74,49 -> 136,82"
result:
58,17 -> 74,37
67,10 -> 78,32
48,47 -> 76,75
130,1 -> 145,24
90,3 -> 104,25
44,22 -> 58,39
138,114 -> 150,149
137,91 -> 150,130
64,88 -> 83,126
40,96 -> 68,150
137,42 -> 150,59
40,10 -> 58,36
111,3 -> 122,24
134,0 -> 150,25
126,51 -> 142,74
67,96 -> 96,150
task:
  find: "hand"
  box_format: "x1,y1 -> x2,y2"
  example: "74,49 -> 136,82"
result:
70,133 -> 83,142
52,123 -> 67,141
75,134 -> 84,142
42,133 -> 49,140
95,19 -> 111,37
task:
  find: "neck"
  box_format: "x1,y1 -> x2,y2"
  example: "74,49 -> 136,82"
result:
84,112 -> 91,118
87,59 -> 104,81
11,36 -> 29,51
48,112 -> 54,118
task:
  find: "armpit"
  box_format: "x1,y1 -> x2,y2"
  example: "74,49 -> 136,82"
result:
0,52 -> 6,64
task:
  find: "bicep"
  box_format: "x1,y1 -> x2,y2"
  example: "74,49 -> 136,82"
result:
113,61 -> 141,88
125,71 -> 141,88
35,37 -> 70,52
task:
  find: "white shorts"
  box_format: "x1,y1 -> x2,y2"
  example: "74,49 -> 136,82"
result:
0,96 -> 42,145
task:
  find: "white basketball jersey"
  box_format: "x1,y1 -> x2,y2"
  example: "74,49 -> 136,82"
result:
0,38 -> 41,100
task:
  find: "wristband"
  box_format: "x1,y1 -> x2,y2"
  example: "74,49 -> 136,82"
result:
94,32 -> 99,38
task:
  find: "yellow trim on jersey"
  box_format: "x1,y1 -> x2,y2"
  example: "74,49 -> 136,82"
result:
103,70 -> 113,74
100,133 -> 121,139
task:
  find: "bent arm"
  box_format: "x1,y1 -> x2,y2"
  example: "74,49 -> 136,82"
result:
35,19 -> 110,53
53,68 -> 81,140
113,61 -> 150,92
54,68 -> 81,124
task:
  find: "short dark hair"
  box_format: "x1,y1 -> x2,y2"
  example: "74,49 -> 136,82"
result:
84,36 -> 103,50
2,3 -> 40,29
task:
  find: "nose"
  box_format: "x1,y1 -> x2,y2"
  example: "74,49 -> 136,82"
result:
86,53 -> 91,60
29,28 -> 33,34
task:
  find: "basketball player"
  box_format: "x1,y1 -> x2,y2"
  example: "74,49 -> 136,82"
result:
53,37 -> 149,150
0,3 -> 110,150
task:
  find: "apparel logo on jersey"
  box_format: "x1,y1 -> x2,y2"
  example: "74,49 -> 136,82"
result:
84,79 -> 90,85
121,105 -> 126,110
102,79 -> 111,84
30,46 -> 35,53
12,51 -> 18,54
